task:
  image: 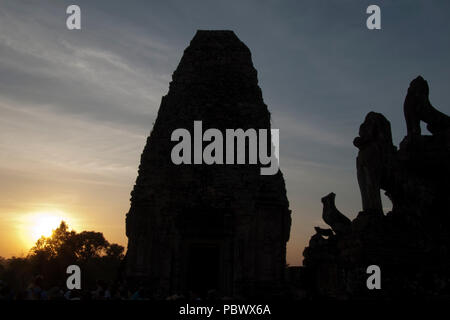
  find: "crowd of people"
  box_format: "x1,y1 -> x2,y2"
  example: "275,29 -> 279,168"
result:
0,277 -> 144,300
0,275 -> 226,301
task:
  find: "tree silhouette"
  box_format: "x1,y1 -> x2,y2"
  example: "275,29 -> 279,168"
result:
0,221 -> 125,296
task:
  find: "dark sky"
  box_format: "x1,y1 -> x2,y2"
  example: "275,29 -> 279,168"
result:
0,0 -> 449,264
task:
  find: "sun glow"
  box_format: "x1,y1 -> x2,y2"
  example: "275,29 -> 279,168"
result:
31,214 -> 62,240
21,211 -> 74,247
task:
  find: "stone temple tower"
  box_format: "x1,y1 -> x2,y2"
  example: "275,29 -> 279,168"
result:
125,30 -> 291,298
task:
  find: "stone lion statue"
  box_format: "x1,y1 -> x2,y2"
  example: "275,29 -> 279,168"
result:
321,192 -> 351,234
353,112 -> 396,216
404,76 -> 450,136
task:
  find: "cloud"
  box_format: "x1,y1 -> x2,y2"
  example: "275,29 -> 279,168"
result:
0,100 -> 143,179
0,1 -> 177,132
273,112 -> 351,149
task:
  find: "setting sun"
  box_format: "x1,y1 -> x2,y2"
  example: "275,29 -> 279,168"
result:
30,214 -> 63,241
19,211 -> 75,248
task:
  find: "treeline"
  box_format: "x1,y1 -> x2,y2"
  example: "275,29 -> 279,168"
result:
0,221 -> 125,296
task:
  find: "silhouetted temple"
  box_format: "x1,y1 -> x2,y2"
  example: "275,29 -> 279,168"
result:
303,76 -> 450,299
125,31 -> 291,298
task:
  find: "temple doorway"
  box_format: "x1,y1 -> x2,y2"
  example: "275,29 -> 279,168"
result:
187,243 -> 221,296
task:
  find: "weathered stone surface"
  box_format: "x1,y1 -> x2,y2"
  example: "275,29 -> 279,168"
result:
303,76 -> 450,299
125,30 -> 291,298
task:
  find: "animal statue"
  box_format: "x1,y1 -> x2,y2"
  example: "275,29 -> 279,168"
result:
353,112 -> 396,216
404,76 -> 450,136
321,192 -> 351,234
